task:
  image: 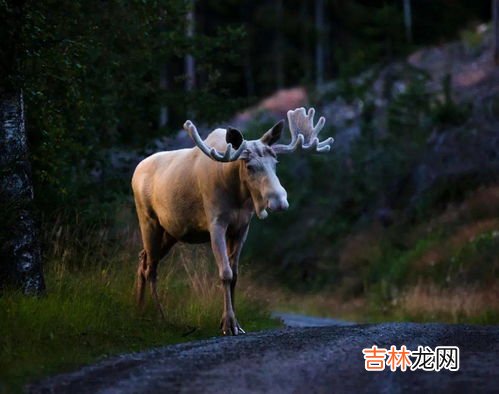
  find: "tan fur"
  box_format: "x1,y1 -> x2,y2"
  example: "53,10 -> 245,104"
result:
132,107 -> 331,335
132,126 -> 287,334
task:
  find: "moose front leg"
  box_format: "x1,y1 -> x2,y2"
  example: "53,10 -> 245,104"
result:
226,225 -> 249,334
210,222 -> 242,335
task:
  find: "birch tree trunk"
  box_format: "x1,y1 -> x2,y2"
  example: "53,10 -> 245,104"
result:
0,91 -> 45,295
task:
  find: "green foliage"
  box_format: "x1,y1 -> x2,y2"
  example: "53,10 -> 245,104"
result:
387,72 -> 432,136
341,1 -> 407,72
369,238 -> 437,295
4,0 -> 247,213
445,230 -> 499,284
430,74 -> 471,127
460,23 -> 489,55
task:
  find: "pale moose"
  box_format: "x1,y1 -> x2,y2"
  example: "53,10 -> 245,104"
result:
132,107 -> 334,335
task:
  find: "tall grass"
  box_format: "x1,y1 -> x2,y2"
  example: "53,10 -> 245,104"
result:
395,283 -> 499,324
0,205 -> 279,392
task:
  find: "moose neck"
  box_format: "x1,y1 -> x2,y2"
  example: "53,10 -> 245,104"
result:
220,160 -> 253,211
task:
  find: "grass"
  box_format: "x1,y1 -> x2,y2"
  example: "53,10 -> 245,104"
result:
394,283 -> 499,324
249,281 -> 499,326
0,220 -> 280,393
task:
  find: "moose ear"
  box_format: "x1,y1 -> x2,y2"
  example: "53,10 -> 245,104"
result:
226,127 -> 244,149
260,120 -> 284,146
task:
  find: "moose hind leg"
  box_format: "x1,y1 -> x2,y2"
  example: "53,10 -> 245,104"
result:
136,213 -> 175,319
145,258 -> 164,319
136,249 -> 147,307
146,233 -> 176,319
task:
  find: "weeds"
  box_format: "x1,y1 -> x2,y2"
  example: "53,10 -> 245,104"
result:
396,283 -> 499,324
0,207 -> 279,392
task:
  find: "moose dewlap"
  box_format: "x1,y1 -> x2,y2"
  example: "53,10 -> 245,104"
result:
131,107 -> 334,335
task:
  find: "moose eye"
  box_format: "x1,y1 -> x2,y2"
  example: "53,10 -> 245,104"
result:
246,163 -> 256,172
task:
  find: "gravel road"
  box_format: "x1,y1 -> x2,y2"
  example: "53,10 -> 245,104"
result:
29,322 -> 498,394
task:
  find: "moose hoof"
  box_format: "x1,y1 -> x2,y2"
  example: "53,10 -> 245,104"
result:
220,314 -> 245,336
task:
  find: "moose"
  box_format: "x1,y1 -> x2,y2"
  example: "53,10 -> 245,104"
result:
132,107 -> 334,335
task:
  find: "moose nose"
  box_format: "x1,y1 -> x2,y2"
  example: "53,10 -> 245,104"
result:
268,196 -> 289,212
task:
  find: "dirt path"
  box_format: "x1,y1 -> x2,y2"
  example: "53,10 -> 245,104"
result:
29,322 -> 498,393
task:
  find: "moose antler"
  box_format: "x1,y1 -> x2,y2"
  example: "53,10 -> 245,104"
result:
273,107 -> 334,154
184,120 -> 247,162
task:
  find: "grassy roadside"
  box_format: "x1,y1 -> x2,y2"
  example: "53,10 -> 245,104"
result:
0,249 -> 280,393
257,283 -> 498,325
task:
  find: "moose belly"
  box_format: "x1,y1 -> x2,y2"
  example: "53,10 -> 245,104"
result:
177,230 -> 211,244
156,216 -> 210,244
156,207 -> 251,245
156,208 -> 210,244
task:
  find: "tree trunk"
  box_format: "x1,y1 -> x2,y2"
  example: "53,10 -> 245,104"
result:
0,91 -> 45,295
494,0 -> 499,66
301,1 -> 312,83
315,0 -> 325,90
244,50 -> 255,97
185,0 -> 196,92
275,0 -> 284,90
403,0 -> 413,44
240,1 -> 255,97
159,63 -> 169,128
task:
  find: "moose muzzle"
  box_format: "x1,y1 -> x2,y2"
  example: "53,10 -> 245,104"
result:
267,190 -> 289,212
